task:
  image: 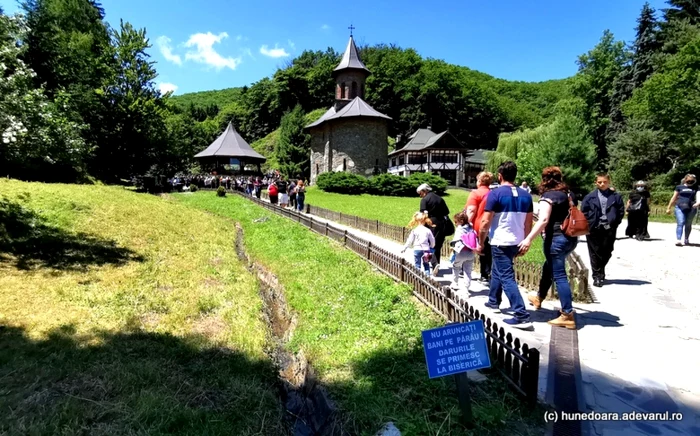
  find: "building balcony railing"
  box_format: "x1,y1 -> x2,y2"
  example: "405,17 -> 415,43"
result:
388,162 -> 463,172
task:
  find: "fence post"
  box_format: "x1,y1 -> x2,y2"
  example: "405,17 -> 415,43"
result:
367,241 -> 372,259
325,221 -> 328,236
376,219 -> 380,234
526,348 -> 540,406
399,258 -> 405,282
306,203 -> 310,214
443,286 -> 453,321
343,229 -> 347,245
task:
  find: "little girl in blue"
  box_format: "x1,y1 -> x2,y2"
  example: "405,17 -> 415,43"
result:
449,211 -> 476,291
400,212 -> 436,276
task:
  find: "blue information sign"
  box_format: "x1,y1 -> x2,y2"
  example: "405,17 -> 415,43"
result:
422,320 -> 491,379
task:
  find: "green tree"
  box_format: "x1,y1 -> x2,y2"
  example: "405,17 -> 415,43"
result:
663,0 -> 700,25
609,3 -> 661,140
90,21 -> 169,181
275,104 -> 310,179
0,13 -> 88,180
570,30 -> 628,166
517,115 -> 597,194
623,32 -> 700,183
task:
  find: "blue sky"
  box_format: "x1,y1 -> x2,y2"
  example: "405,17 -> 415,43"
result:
1,0 -> 668,95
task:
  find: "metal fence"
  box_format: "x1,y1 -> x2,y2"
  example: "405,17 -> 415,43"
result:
235,190 -> 540,404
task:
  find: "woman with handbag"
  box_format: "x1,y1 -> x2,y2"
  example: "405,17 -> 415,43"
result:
666,174 -> 700,246
517,167 -> 580,329
625,180 -> 651,241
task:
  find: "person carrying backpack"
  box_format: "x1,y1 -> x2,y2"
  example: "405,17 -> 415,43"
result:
666,174 -> 700,246
448,212 -> 476,292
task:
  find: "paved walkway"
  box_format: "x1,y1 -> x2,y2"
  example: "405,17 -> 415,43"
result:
572,222 -> 700,436
252,198 -> 700,435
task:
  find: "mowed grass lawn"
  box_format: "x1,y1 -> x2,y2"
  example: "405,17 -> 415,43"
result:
0,180 -> 286,434
176,192 -> 545,435
304,187 -> 545,264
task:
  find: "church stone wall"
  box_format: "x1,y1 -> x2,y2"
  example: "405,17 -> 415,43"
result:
309,118 -> 388,185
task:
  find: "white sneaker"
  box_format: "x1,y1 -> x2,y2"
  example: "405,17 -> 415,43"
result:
450,281 -> 460,290
676,240 -> 683,247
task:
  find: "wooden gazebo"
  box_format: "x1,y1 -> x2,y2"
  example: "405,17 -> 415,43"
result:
194,122 -> 266,174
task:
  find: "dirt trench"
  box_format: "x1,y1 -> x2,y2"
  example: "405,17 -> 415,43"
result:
234,223 -> 345,436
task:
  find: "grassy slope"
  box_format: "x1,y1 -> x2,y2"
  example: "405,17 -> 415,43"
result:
0,180 -> 284,434
176,192 -> 544,435
304,187 -> 545,263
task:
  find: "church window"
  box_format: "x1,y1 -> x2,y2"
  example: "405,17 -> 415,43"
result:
351,81 -> 358,98
343,158 -> 347,171
340,83 -> 346,99
316,164 -> 319,174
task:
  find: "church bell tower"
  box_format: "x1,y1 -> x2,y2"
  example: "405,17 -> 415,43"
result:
332,26 -> 370,111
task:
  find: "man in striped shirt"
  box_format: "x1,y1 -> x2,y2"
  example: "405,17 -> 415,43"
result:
477,161 -> 534,329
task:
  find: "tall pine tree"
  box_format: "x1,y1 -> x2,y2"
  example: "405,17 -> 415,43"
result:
274,104 -> 310,179
608,3 -> 660,140
570,30 -> 627,167
663,0 -> 700,25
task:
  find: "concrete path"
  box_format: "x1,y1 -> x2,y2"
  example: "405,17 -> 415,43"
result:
254,198 -> 700,435
572,222 -> 700,436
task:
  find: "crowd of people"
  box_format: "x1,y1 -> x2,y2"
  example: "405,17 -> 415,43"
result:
401,161 -> 700,332
168,172 -> 310,212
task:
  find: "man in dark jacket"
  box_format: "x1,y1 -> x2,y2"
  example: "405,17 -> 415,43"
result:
581,173 -> 625,287
418,183 -> 453,275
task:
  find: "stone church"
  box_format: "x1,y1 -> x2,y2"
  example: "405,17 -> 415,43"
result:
306,34 -> 391,184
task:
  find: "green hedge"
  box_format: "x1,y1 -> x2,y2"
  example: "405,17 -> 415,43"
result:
315,172 -> 368,194
316,172 -> 448,196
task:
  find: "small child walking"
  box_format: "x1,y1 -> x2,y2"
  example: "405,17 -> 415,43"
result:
401,212 -> 436,276
449,212 -> 475,291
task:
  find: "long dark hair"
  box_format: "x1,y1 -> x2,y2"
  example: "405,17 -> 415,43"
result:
538,166 -> 569,194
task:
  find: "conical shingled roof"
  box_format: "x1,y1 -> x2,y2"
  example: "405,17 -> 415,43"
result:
332,36 -> 370,77
194,122 -> 266,162
305,97 -> 390,128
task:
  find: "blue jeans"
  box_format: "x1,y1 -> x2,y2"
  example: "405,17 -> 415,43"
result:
675,206 -> 697,241
488,245 -> 529,321
413,250 -> 430,274
296,193 -> 305,211
538,235 -> 578,314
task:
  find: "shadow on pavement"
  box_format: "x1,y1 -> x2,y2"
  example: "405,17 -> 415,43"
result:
605,279 -> 652,286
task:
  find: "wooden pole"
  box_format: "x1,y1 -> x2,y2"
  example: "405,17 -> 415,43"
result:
455,372 -> 475,428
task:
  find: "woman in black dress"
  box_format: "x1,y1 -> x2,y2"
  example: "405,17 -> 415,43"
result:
625,180 -> 650,241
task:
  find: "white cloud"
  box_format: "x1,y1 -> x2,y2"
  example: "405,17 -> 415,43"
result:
288,39 -> 296,50
320,24 -> 330,31
260,44 -> 290,58
158,82 -> 178,94
243,47 -> 255,59
156,36 -> 182,65
184,32 -> 241,70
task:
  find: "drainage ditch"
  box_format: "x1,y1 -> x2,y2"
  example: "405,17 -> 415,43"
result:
234,223 -> 344,436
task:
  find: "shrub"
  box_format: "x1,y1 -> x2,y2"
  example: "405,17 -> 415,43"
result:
216,186 -> 226,197
367,173 -> 414,196
407,173 -> 448,196
316,171 -> 368,195
189,184 -> 198,192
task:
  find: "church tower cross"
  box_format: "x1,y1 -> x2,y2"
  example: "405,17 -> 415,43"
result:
348,24 -> 355,37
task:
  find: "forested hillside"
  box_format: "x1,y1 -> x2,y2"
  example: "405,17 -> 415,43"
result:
2,0 -> 698,189
170,48 -> 572,154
